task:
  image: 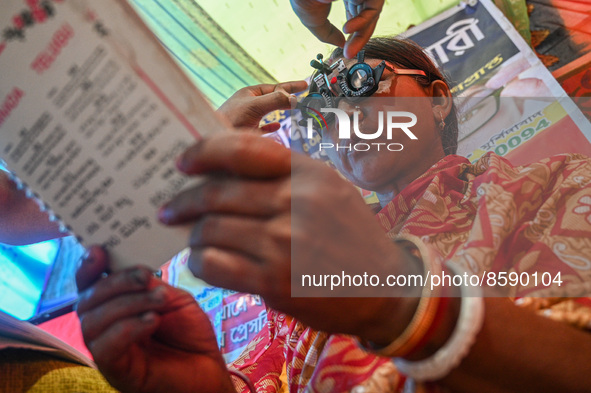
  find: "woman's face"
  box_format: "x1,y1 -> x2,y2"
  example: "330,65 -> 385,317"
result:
322,58 -> 446,195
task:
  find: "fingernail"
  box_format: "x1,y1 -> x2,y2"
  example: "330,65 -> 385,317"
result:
77,288 -> 93,303
150,286 -> 166,304
83,249 -> 95,266
141,312 -> 156,323
176,141 -> 200,172
175,154 -> 186,172
158,205 -> 171,223
76,251 -> 90,270
130,268 -> 150,287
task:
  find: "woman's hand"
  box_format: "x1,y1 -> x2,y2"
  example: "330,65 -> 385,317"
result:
158,132 -> 421,341
76,246 -> 235,393
216,81 -> 307,131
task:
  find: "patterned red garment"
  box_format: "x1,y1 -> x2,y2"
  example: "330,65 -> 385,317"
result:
230,152 -> 591,392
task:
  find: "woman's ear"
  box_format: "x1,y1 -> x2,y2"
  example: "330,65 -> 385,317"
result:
430,80 -> 453,121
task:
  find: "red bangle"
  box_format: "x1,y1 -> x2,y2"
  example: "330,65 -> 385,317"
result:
402,295 -> 451,357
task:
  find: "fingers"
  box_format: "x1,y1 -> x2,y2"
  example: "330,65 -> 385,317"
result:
76,266 -> 153,315
185,214 -> 292,295
342,10 -> 381,59
291,0 -> 385,55
249,90 -> 293,115
343,29 -> 376,59
217,81 -> 306,130
342,0 -> 384,58
344,0 -> 365,18
159,177 -> 289,224
76,265 -> 162,367
175,133 -> 292,178
246,81 -> 308,117
89,311 -> 160,368
189,215 -> 267,256
80,285 -> 168,342
290,0 -> 346,47
76,246 -> 110,292
343,10 -> 380,33
276,80 -> 309,94
343,0 -> 384,30
253,80 -> 308,96
188,247 -> 262,294
307,20 -> 347,47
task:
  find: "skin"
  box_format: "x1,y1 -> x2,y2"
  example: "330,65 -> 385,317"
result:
77,129 -> 424,392
0,171 -> 65,245
322,58 -> 450,205
76,74 -> 591,392
216,80 -> 308,131
290,0 -> 385,58
76,248 -> 235,393
10,0 -> 590,386
76,79 -> 423,392
0,79 -> 307,247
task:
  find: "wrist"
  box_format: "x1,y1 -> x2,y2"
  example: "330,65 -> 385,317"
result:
393,262 -> 485,382
360,297 -> 419,347
357,235 -> 459,359
356,237 -> 430,346
404,286 -> 460,361
357,234 -> 485,382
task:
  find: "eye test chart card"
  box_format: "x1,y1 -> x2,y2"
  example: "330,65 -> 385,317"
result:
0,0 -> 227,271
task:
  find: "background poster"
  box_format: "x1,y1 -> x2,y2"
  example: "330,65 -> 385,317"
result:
280,0 -> 591,207
404,0 -> 591,165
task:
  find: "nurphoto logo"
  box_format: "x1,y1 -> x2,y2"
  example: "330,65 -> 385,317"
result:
306,108 -> 418,152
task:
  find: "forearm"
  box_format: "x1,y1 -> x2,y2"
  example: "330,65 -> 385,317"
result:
442,297 -> 591,392
356,243 -> 591,392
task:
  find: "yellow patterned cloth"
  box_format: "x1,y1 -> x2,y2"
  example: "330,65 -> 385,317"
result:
0,349 -> 117,393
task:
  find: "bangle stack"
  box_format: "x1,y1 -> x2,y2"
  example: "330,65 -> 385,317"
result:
359,235 -> 485,382
394,262 -> 484,381
360,238 -> 443,358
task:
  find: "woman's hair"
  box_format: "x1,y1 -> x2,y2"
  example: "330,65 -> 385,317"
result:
328,37 -> 459,155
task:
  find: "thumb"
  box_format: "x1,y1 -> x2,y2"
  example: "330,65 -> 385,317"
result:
310,21 -> 346,47
76,246 -> 110,292
251,90 -> 294,116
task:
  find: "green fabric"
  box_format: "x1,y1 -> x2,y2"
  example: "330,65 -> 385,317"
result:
494,0 -> 532,45
129,0 -> 276,107
0,349 -> 118,393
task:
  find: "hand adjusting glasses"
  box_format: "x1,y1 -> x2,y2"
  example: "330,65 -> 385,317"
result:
298,50 -> 427,132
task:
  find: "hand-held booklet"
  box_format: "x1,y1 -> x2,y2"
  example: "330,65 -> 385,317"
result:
0,0 -> 228,271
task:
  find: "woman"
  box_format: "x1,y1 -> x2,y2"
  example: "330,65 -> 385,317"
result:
76,37 -> 591,392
